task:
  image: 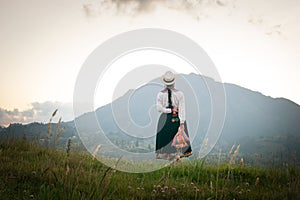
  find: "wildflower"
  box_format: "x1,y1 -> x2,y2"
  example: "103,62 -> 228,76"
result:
171,187 -> 177,193
164,186 -> 169,191
239,158 -> 244,167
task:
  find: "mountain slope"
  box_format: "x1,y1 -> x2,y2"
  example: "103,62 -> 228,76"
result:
1,73 -> 300,165
72,73 -> 300,163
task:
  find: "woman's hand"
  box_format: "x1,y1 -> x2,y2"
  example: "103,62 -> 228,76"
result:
172,107 -> 178,112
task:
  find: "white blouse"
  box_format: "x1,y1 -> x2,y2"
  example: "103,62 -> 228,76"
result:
156,88 -> 186,124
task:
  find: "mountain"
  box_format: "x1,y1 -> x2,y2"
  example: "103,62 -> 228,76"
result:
72,73 -> 300,164
1,73 -> 300,166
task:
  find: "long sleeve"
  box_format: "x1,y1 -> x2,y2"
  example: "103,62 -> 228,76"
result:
157,92 -> 171,113
178,91 -> 186,124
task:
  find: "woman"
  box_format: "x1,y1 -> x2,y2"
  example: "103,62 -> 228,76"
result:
156,71 -> 192,160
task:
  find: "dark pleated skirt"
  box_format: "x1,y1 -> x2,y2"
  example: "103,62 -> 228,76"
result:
155,112 -> 192,160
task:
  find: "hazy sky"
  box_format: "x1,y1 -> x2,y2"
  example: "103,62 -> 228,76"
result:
0,0 -> 299,126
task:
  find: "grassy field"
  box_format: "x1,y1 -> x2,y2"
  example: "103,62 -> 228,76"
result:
0,140 -> 299,200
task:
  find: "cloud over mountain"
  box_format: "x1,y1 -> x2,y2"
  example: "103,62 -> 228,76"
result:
0,102 -> 73,127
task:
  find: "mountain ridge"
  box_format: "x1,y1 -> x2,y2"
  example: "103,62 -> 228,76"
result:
1,73 -> 299,166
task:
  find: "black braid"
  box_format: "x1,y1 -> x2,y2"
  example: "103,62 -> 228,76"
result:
167,88 -> 173,108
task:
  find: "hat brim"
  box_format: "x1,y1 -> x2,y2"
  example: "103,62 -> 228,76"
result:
162,77 -> 175,85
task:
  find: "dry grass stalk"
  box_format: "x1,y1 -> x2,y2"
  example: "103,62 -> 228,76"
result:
56,117 -> 61,131
112,155 -> 123,171
54,127 -> 64,147
66,137 -> 72,157
54,117 -> 64,147
45,120 -> 52,146
229,144 -> 240,165
210,180 -> 213,195
204,138 -> 209,146
65,164 -> 70,176
99,156 -> 123,199
255,177 -> 260,186
52,109 -> 58,117
45,109 -> 58,147
65,137 -> 72,176
228,144 -> 235,158
92,144 -> 101,159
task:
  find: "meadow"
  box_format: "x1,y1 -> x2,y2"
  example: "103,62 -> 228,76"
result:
1,139 -> 300,200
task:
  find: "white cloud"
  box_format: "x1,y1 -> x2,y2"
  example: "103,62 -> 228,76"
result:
0,102 -> 74,127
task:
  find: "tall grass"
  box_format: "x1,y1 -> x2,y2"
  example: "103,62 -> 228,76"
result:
1,139 -> 300,199
54,117 -> 64,148
45,109 -> 58,147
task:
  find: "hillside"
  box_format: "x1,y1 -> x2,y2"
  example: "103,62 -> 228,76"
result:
1,140 -> 300,199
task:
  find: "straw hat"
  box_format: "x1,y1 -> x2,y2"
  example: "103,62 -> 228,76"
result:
162,71 -> 176,85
